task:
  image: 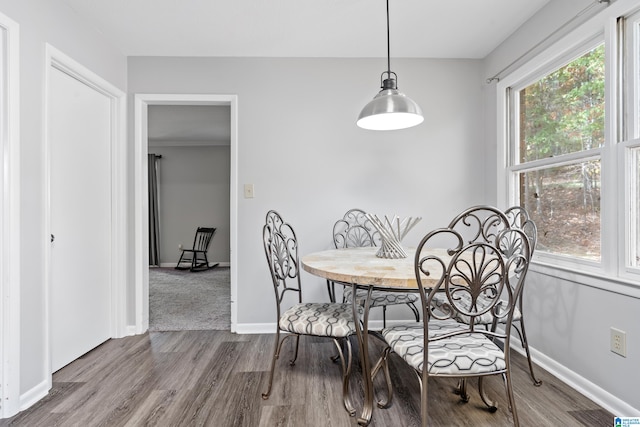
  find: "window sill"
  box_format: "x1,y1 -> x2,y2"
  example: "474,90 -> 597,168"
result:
530,260 -> 640,299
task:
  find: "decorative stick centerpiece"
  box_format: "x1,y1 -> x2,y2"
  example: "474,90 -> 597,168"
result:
365,213 -> 422,259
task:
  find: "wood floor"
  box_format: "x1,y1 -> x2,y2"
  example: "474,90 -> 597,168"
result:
1,330 -> 612,426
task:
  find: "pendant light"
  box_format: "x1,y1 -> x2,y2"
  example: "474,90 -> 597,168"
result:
357,0 -> 424,131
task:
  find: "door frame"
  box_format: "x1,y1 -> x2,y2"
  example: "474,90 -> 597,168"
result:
0,11 -> 20,419
43,44 -> 127,386
133,94 -> 238,333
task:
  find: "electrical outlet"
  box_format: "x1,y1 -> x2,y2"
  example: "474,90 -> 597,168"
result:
610,327 -> 627,357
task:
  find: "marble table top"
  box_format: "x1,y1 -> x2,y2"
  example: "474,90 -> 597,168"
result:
301,247 -> 452,290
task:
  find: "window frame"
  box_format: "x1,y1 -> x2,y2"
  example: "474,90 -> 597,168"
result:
496,2 -> 640,289
506,37 -> 607,272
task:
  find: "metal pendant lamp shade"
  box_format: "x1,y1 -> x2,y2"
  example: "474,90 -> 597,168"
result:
357,0 -> 423,131
357,77 -> 424,131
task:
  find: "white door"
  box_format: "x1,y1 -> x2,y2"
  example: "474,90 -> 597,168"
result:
50,66 -> 112,372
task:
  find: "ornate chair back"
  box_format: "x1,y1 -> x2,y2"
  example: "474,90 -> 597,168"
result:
333,208 -> 381,249
447,205 -> 511,247
418,227 -> 530,332
263,210 -> 302,316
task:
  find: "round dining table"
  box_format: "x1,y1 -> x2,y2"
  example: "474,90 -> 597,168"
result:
302,246 -> 453,289
301,246 -> 450,426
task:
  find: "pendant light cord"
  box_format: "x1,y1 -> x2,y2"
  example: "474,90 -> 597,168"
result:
386,0 -> 391,75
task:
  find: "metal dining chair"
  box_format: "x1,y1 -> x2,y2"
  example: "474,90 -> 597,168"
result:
431,205 -> 542,387
378,225 -> 532,426
261,210 -> 363,416
329,208 -> 420,328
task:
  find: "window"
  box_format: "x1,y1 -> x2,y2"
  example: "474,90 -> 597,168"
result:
632,147 -> 640,268
518,160 -> 601,261
500,5 -> 640,281
511,44 -> 605,262
626,11 -> 640,272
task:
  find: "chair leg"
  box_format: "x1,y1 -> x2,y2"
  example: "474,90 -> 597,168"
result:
289,335 -> 301,366
190,251 -> 209,271
326,280 -> 336,303
332,338 -> 355,416
382,306 -> 387,329
420,369 -> 428,427
458,378 -> 469,402
371,346 -> 393,409
514,320 -> 542,386
407,301 -> 421,322
263,330 -> 288,400
452,378 -> 470,402
502,372 -> 520,426
330,338 -> 343,363
175,251 -> 187,270
478,377 -> 497,412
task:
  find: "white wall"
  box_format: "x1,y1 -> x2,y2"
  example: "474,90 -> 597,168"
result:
128,57 -> 486,325
0,0 -> 127,410
482,0 -> 640,414
148,144 -> 231,265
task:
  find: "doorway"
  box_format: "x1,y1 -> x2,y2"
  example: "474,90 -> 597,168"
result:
133,94 -> 238,334
147,105 -> 231,331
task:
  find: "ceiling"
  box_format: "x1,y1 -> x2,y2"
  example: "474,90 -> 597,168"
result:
61,0 -> 550,59
69,0 -> 550,143
148,105 -> 231,145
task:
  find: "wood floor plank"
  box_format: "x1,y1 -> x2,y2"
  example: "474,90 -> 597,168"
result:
123,390 -> 184,427
0,330 -> 614,427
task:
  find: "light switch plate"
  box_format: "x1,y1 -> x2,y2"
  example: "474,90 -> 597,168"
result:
244,184 -> 254,198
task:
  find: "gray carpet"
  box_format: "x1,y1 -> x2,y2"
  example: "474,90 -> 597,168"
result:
149,267 -> 230,331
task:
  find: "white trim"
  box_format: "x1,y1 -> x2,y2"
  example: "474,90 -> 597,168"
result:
42,44 -> 127,404
234,323 -> 278,334
530,261 -> 640,299
625,7 -> 640,140
620,139 -> 640,280
157,262 -> 231,268
148,139 -> 230,147
133,97 -> 149,333
0,11 -> 20,419
134,94 -> 239,335
18,379 -> 48,413
521,345 -> 640,417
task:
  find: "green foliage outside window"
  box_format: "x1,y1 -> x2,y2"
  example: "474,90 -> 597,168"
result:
517,45 -> 605,261
520,44 -> 605,161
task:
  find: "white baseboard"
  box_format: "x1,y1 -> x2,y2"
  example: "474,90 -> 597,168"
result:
522,345 -> 639,417
234,322 -> 277,334
123,325 -> 138,336
157,262 -> 230,268
19,379 -> 49,412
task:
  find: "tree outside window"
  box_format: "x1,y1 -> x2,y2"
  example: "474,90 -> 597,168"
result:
515,45 -> 605,261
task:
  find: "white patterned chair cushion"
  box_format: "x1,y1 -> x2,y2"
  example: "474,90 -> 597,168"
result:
431,291 -> 522,326
382,320 -> 506,375
343,287 -> 419,308
279,302 -> 363,338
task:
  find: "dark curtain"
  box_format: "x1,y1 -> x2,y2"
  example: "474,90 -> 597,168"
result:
148,153 -> 161,266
